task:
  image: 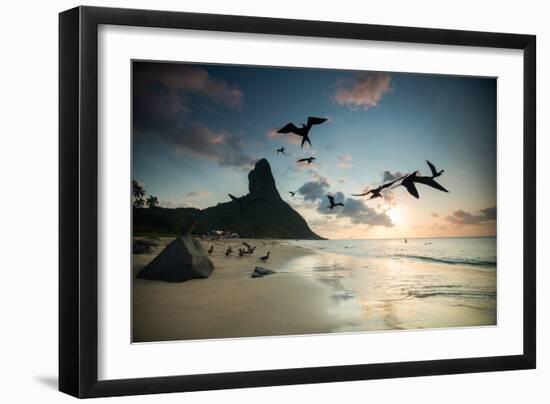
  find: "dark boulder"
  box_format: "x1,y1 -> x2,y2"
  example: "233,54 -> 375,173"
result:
137,236 -> 214,282
251,266 -> 277,278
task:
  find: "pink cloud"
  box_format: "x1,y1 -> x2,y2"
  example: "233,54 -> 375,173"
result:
337,154 -> 353,169
134,63 -> 244,118
334,73 -> 391,111
265,128 -> 301,145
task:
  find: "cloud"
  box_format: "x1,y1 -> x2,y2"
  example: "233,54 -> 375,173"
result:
338,177 -> 349,184
133,63 -> 254,169
382,170 -> 406,182
445,206 -> 497,226
334,73 -> 391,111
145,122 -> 256,169
185,191 -> 212,199
134,62 -> 243,116
337,154 -> 353,169
265,128 -> 301,146
161,190 -> 213,209
297,175 -> 330,202
337,196 -> 393,227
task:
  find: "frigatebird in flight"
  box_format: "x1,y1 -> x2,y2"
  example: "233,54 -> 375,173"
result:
277,146 -> 286,155
288,191 -> 296,197
352,175 -> 405,200
327,195 -> 344,210
426,160 -> 444,178
394,172 -> 449,199
228,193 -> 245,210
297,157 -> 316,165
277,116 -> 327,148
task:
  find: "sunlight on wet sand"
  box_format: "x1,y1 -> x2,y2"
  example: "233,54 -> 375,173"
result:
132,238 -> 496,343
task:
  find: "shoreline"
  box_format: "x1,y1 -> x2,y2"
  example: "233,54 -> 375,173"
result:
132,237 -> 496,343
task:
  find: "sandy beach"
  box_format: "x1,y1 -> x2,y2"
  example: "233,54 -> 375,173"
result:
132,237 -> 496,343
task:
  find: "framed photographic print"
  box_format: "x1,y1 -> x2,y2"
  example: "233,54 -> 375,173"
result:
59,6 -> 536,398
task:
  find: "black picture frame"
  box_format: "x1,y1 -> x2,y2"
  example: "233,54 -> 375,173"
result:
59,5 -> 536,398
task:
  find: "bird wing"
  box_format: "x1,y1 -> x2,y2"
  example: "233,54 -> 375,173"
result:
228,193 -> 237,201
327,195 -> 335,204
380,175 -> 407,190
402,181 -> 420,199
426,160 -> 438,176
301,136 -> 311,148
277,123 -> 301,135
352,189 -> 373,197
413,176 -> 449,193
306,116 -> 328,127
296,158 -> 307,163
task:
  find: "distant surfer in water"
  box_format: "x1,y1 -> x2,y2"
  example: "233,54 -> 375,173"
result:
404,238 -> 408,243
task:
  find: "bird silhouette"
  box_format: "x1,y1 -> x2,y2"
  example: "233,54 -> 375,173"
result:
242,242 -> 256,254
327,195 -> 344,210
297,157 -> 316,165
277,116 -> 327,148
395,171 -> 449,199
225,246 -> 233,256
426,160 -> 445,178
228,193 -> 245,210
259,251 -> 271,262
277,146 -> 286,155
352,175 -> 405,199
288,191 -> 296,197
208,245 -> 214,254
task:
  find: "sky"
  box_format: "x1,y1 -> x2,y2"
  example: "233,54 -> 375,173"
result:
132,61 -> 497,240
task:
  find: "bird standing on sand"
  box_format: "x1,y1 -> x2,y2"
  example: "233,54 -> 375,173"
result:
327,195 -> 344,210
352,175 -> 405,200
277,147 -> 286,155
288,191 -> 296,197
225,246 -> 233,256
297,157 -> 316,165
259,251 -> 271,262
208,245 -> 214,254
277,116 -> 328,148
426,160 -> 445,178
228,193 -> 245,210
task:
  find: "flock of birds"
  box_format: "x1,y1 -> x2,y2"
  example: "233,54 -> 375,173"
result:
216,115 -> 451,261
228,115 -> 449,211
208,242 -> 272,262
276,115 -> 449,208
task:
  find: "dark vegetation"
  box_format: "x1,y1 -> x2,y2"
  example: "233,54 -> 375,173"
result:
133,159 -> 323,240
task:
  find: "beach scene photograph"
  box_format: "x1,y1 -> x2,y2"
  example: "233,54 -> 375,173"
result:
131,61 -> 497,343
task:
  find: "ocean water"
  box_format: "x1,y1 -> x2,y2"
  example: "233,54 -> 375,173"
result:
283,237 -> 497,330
294,237 -> 497,269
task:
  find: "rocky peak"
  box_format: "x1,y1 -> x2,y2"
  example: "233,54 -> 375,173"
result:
248,158 -> 281,200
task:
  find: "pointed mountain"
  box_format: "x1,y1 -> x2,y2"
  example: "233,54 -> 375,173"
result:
133,158 -> 323,240
248,158 -> 281,200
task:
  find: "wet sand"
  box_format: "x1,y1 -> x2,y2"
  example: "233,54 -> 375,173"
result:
132,238 -> 496,343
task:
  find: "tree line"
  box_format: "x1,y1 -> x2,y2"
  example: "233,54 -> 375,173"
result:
132,180 -> 159,208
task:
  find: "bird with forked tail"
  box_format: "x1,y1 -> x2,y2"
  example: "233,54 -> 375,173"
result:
394,171 -> 449,199
277,116 -> 327,148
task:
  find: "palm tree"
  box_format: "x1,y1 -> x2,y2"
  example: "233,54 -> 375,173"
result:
132,180 -> 145,208
146,195 -> 159,209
